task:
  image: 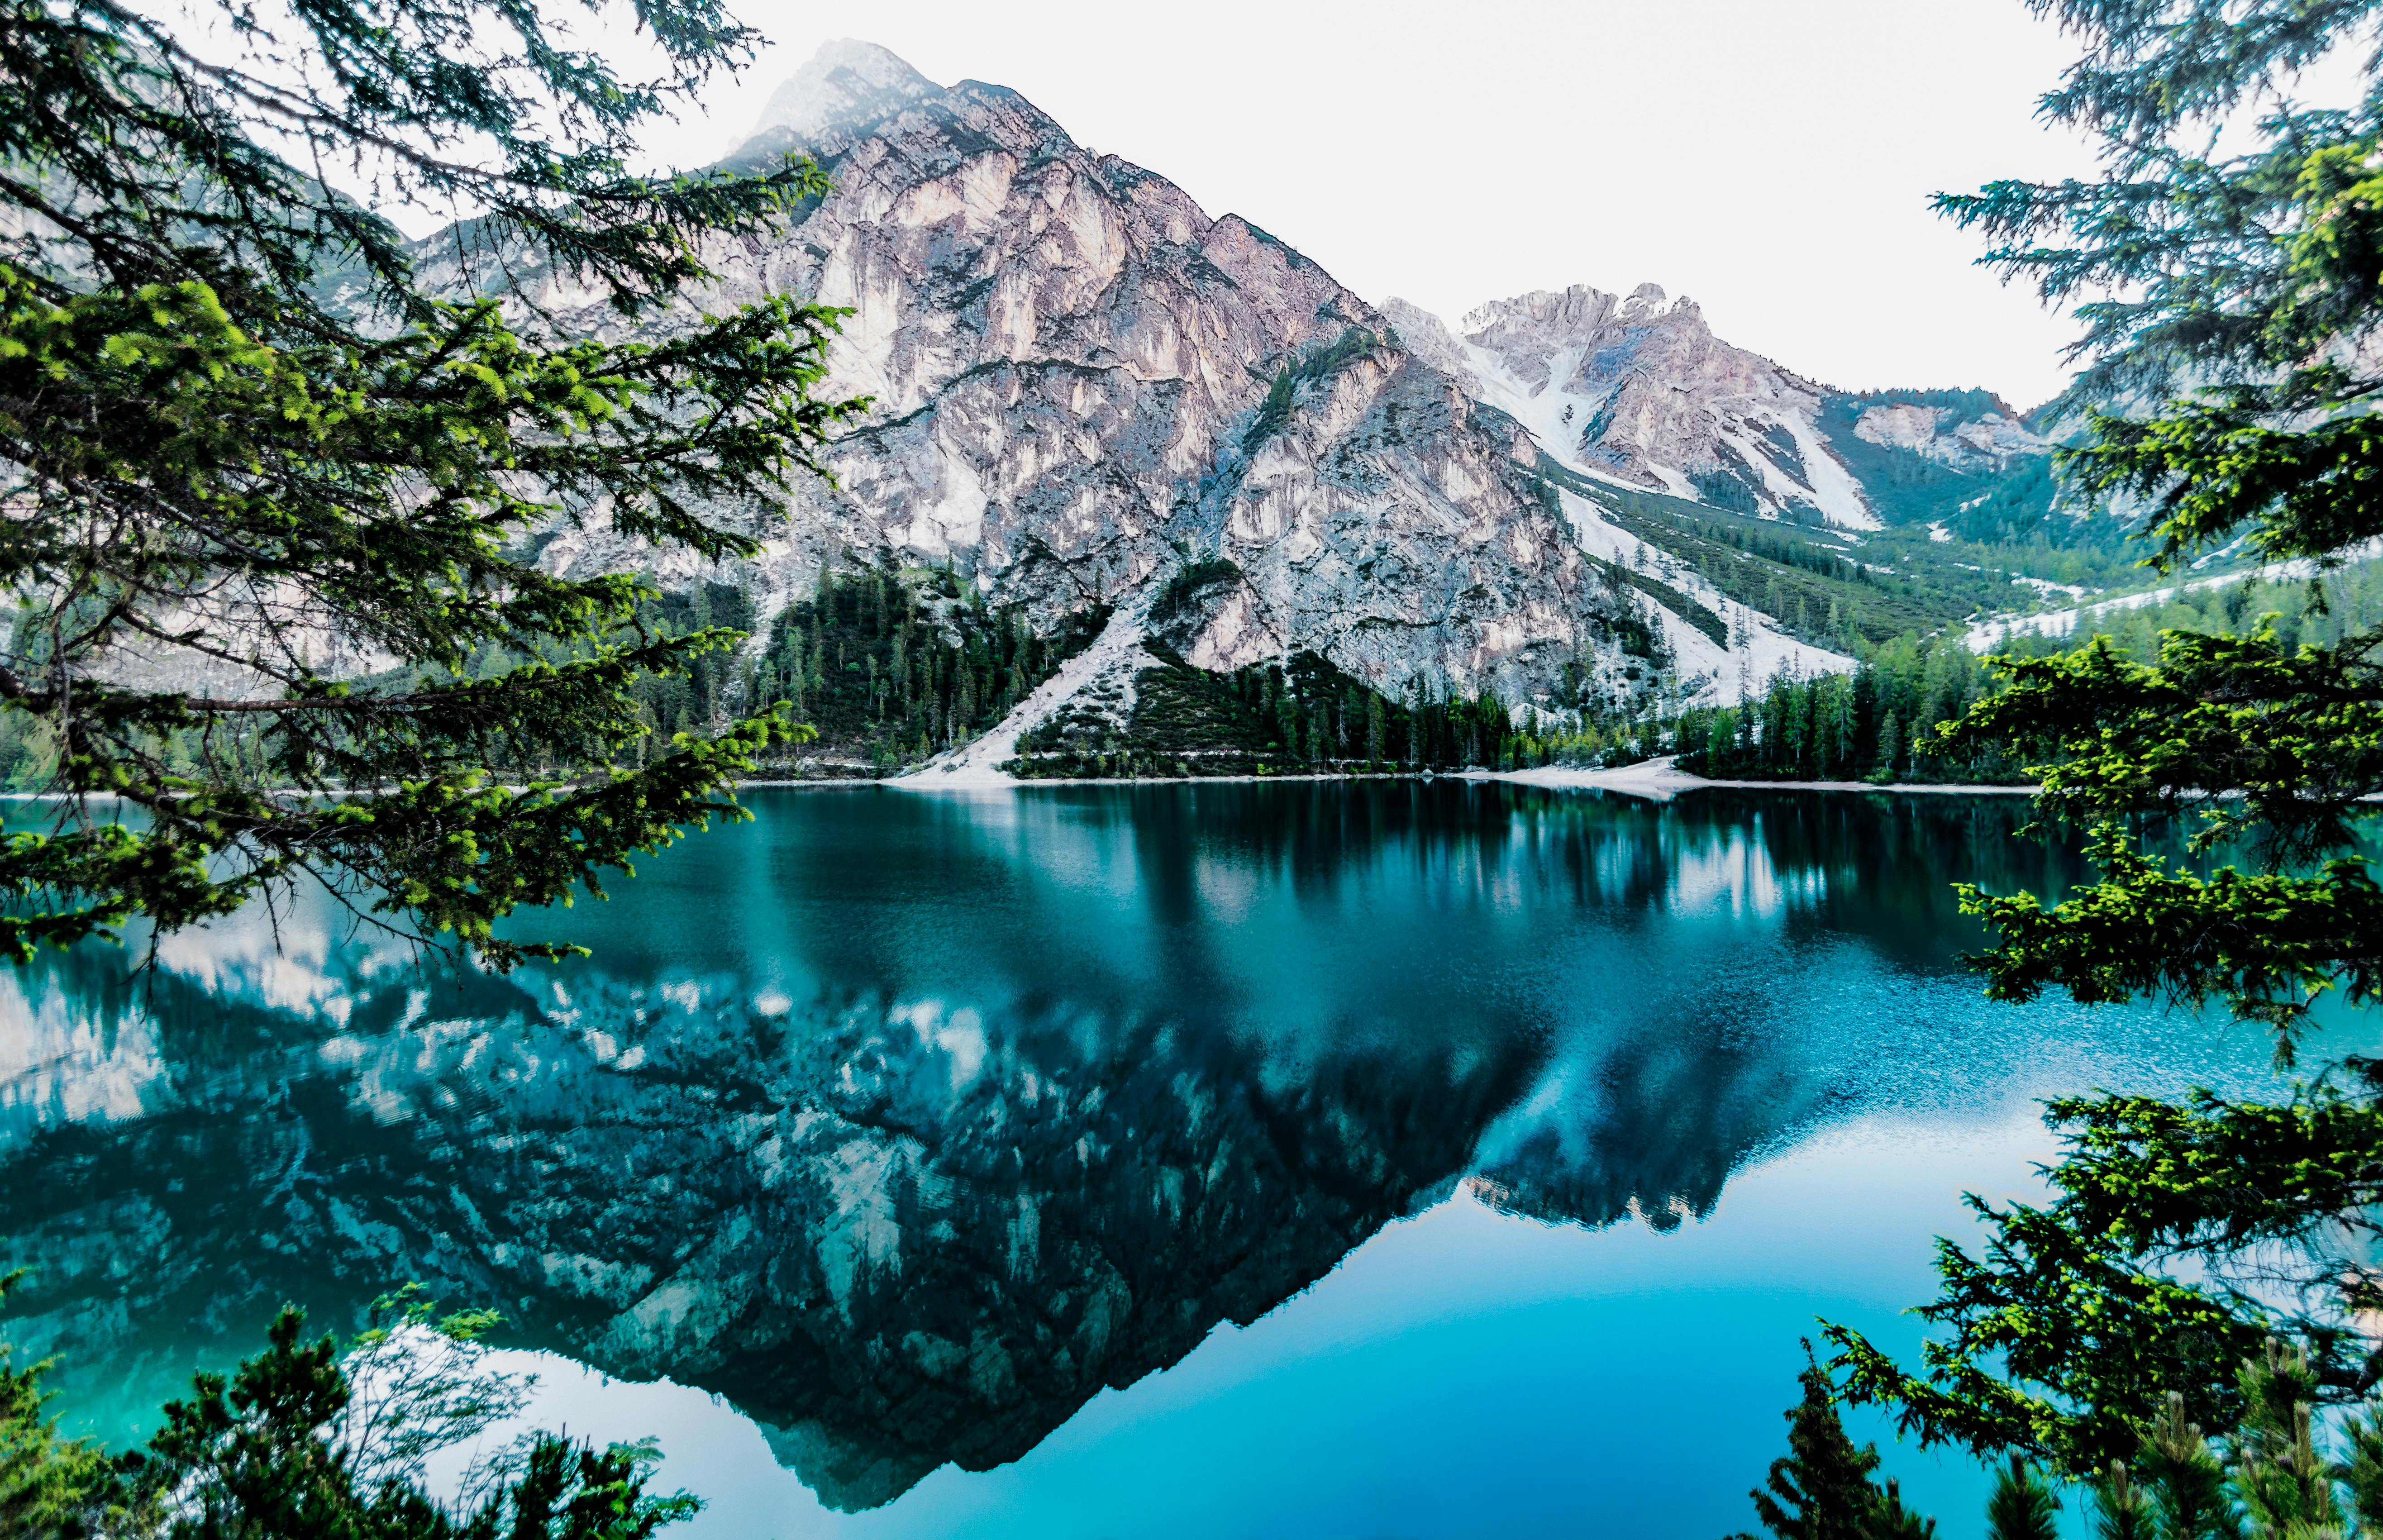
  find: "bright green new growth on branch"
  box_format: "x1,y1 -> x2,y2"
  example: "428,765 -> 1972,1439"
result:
0,0 -> 867,967
1816,0 -> 2383,1484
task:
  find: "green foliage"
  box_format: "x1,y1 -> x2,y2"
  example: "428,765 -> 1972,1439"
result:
0,0 -> 867,963
1729,1355 -> 1889,1540
0,1274 -> 697,1539
1244,366 -> 1296,451
756,565 -> 1104,774
1147,555 -> 1245,632
0,0 -> 863,968
1823,0 -> 2383,1484
1007,645 -> 1580,778
0,1269 -> 127,1538
2230,1343 -> 2334,1540
1533,448 -> 2175,648
1868,1480 -> 1936,1540
2088,1460 -> 2156,1540
1826,1070 -> 2383,1468
1984,1459 -> 2062,1540
1580,484 -> 1953,646
1727,1355 -> 1947,1540
1675,635 -> 2024,785
1811,391 -> 2060,539
1596,551 -> 1727,648
2137,1395 -> 2244,1540
1239,327 -> 1388,453
1737,1344 -> 2383,1540
1994,560 -> 2383,668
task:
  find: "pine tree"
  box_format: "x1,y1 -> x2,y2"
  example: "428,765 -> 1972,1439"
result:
1733,1357 -> 1886,1540
1870,1478 -> 1938,1540
1984,1458 -> 2060,1540
2141,1395 -> 2242,1540
2345,1403 -> 2383,1537
1876,714 -> 1902,780
1244,365 -> 1296,450
2230,1341 -> 2335,1540
1828,0 -> 2383,1470
2089,1461 -> 2155,1540
0,0 -> 867,967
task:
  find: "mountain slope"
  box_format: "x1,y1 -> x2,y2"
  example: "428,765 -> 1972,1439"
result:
1381,286 -> 2054,536
415,42 -> 2149,752
458,41 -> 1677,742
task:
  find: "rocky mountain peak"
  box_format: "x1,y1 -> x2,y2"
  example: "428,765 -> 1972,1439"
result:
1623,281 -> 1672,315
1404,284 -> 1869,526
745,38 -> 938,144
496,40 -> 1669,725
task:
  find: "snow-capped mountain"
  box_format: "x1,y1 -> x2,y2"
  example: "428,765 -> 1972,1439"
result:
1381,288 -> 2048,531
483,40 -> 1667,710
415,39 -> 2084,733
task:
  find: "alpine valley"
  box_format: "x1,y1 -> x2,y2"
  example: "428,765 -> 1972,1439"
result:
439,39 -> 2133,779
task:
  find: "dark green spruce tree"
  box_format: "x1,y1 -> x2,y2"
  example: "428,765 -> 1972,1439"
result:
0,0 -> 863,968
1826,0 -> 2383,1475
1730,1353 -> 1919,1540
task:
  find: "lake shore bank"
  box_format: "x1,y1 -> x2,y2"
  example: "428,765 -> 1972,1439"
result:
739,757 -> 2040,802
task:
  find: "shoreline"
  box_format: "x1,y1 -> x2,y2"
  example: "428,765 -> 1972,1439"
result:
737,758 -> 2039,803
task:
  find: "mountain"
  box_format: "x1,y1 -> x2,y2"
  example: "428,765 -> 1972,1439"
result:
401,40 -> 2136,771
1380,286 -> 2053,534
466,40 -> 1681,732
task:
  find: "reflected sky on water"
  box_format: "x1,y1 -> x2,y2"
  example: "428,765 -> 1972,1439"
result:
0,782 -> 2337,1537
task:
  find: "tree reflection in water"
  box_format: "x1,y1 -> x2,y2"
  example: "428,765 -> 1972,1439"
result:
0,783 -> 2131,1510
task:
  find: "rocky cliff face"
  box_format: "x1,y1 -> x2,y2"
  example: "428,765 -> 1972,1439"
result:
1849,398 -> 2039,472
1381,286 -> 1880,527
1381,288 -> 2052,533
479,41 -> 1644,713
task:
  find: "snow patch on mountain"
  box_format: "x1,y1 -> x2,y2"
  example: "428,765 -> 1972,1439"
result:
1550,488 -> 1855,701
1383,288 -> 1880,531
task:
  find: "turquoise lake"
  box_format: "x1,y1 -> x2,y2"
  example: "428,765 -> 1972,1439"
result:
0,781 -> 2331,1537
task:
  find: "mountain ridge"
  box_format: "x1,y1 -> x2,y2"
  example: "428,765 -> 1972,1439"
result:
391,39 -> 2126,776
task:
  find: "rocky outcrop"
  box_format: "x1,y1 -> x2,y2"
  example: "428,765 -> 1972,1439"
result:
1382,286 -> 1881,528
469,42 -> 1644,712
1849,397 -> 2040,472
1382,289 -> 2053,534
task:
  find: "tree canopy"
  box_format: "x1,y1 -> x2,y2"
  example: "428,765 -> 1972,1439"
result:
1826,0 -> 2383,1472
0,0 -> 863,968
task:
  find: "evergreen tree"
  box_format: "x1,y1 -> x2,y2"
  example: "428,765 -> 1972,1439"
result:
1831,0 -> 2383,1465
2089,1461 -> 2155,1540
2230,1342 -> 2338,1540
1244,365 -> 1296,450
1983,1459 -> 2060,1540
1869,1478 -> 1937,1540
0,1272 -> 701,1538
0,0 -> 862,968
1733,1356 -> 1888,1540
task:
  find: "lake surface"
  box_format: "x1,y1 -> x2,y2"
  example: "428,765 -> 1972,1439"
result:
0,782 -> 2333,1537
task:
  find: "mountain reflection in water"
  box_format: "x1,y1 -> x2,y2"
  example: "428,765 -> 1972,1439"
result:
0,783 -> 2233,1512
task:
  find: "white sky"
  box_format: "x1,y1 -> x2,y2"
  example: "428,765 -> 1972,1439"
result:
593,0 -> 2104,409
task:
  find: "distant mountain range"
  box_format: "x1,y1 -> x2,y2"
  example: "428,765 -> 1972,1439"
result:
1380,288 -> 2051,534
419,38 -> 2121,764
